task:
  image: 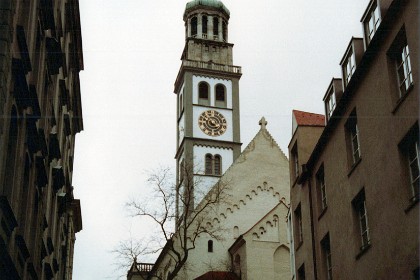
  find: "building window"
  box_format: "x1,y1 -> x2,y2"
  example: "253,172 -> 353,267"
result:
297,264 -> 305,280
198,82 -> 210,105
388,27 -> 413,99
316,165 -> 327,212
204,154 -> 222,176
346,110 -> 361,166
214,155 -> 221,175
396,42 -> 413,96
364,1 -> 381,44
205,154 -> 212,175
326,90 -> 336,120
399,123 -> 419,202
191,16 -> 197,37
222,20 -> 227,41
343,49 -> 356,86
352,189 -> 370,251
291,143 -> 299,180
321,234 -> 332,280
208,240 -> 213,252
215,84 -> 226,107
294,204 -> 303,246
213,17 -> 219,40
202,15 -> 208,37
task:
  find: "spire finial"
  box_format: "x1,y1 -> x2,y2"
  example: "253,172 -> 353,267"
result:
259,117 -> 267,130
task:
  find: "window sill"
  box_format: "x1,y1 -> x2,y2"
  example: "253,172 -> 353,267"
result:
318,206 -> 328,220
347,158 -> 362,177
392,83 -> 414,114
355,243 -> 371,260
404,195 -> 419,214
295,241 -> 303,252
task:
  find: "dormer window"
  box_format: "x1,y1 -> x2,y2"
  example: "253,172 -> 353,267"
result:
340,38 -> 363,88
326,91 -> 336,120
363,1 -> 381,44
323,79 -> 343,122
343,49 -> 356,86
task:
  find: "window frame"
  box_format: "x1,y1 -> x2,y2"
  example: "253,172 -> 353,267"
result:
321,234 -> 332,280
294,204 -> 303,247
388,26 -> 414,101
343,49 -> 356,86
345,110 -> 361,169
198,81 -> 210,106
363,1 -> 381,44
352,190 -> 371,252
191,16 -> 198,37
316,165 -> 327,213
399,123 -> 420,203
215,83 -> 226,108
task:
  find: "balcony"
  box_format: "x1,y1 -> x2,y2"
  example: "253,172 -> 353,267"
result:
175,59 -> 241,91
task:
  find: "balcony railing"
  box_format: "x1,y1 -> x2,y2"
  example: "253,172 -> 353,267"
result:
136,263 -> 154,272
181,60 -> 241,74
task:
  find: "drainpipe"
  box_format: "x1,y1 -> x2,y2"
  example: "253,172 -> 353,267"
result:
301,164 -> 317,279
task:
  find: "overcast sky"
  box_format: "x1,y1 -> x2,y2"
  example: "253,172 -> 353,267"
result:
72,0 -> 368,278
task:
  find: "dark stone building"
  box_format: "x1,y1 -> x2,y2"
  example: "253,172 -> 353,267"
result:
0,0 -> 83,279
288,0 -> 418,279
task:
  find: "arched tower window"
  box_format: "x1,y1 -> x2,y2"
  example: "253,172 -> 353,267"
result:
205,154 -> 213,175
208,240 -> 213,252
215,84 -> 226,107
213,17 -> 219,40
191,16 -> 198,37
198,82 -> 210,105
222,20 -> 227,42
214,155 -> 221,175
202,15 -> 208,37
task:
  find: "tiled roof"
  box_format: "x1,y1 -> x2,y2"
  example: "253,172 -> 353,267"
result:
194,271 -> 240,280
293,109 -> 325,127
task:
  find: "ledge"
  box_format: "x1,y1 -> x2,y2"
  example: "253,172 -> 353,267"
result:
392,83 -> 414,114
404,195 -> 419,214
347,157 -> 362,177
318,206 -> 328,220
355,243 -> 371,260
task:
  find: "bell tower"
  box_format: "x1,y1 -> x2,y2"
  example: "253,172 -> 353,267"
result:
174,0 -> 242,218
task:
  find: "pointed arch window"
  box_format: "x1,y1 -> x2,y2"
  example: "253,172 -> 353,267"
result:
191,16 -> 198,37
215,84 -> 226,107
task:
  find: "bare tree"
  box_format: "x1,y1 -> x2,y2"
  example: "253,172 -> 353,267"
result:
124,164 -> 230,280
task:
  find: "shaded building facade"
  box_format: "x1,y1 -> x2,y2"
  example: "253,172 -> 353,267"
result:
289,0 -> 418,279
0,0 -> 83,279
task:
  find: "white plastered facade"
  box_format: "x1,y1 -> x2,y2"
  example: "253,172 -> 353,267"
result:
153,124 -> 291,279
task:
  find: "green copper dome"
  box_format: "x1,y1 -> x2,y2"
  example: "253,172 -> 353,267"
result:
185,0 -> 230,16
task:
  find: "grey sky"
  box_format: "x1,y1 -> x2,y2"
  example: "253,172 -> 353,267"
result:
72,0 -> 368,278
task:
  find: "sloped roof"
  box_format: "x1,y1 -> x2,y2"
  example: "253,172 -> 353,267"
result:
194,271 -> 239,280
293,110 -> 325,127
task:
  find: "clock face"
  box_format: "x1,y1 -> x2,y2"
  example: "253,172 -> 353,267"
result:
198,110 -> 227,137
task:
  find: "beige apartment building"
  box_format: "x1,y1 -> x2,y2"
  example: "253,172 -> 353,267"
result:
289,0 -> 419,279
0,0 -> 83,279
